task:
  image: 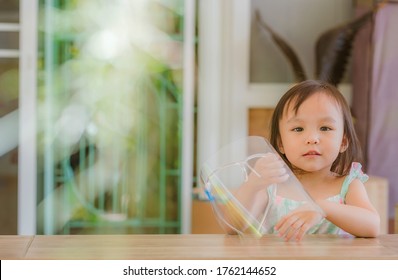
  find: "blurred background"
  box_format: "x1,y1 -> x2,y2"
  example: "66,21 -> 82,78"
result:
1,0 -> 397,235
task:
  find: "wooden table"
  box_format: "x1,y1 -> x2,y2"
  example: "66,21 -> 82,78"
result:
1,234 -> 398,260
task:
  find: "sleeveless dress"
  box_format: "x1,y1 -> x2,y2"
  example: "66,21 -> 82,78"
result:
263,162 -> 369,235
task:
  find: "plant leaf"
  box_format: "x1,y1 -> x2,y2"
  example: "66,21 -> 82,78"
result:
255,10 -> 307,82
315,8 -> 377,85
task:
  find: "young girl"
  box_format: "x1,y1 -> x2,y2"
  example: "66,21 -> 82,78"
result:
234,80 -> 380,241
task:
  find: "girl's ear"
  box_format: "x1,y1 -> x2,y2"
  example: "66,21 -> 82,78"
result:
277,139 -> 285,154
340,135 -> 349,153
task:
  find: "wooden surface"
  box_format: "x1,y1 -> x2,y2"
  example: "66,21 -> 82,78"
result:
0,174 -> 18,234
191,200 -> 224,234
0,235 -> 32,259
395,204 -> 398,233
1,234 -> 398,260
248,108 -> 274,139
364,176 -> 389,233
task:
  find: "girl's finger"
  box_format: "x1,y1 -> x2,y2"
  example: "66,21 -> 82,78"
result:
257,158 -> 285,169
275,214 -> 297,237
295,223 -> 310,241
284,219 -> 305,241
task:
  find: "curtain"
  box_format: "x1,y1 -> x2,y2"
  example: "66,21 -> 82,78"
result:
353,3 -> 398,221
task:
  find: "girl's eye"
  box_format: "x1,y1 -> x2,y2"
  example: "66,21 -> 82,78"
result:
292,127 -> 303,132
320,126 -> 332,131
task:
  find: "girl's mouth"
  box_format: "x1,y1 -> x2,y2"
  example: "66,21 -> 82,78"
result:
303,151 -> 320,156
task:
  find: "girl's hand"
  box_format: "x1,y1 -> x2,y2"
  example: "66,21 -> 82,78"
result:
246,153 -> 289,192
230,154 -> 289,231
274,210 -> 323,241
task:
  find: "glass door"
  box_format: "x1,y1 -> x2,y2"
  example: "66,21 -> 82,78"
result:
17,0 -> 195,235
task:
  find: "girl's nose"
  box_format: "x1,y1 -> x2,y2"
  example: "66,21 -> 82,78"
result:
306,134 -> 319,144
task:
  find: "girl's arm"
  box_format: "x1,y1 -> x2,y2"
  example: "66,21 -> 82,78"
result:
231,182 -> 269,225
317,179 -> 380,237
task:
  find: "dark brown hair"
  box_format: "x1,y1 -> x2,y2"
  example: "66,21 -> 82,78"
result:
270,80 -> 362,176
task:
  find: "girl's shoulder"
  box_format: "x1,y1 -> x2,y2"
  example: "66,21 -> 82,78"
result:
341,162 -> 369,199
344,162 -> 369,185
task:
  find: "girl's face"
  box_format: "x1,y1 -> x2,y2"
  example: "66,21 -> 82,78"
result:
278,91 -> 347,174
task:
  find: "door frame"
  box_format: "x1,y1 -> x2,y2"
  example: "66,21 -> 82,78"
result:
18,0 -> 38,234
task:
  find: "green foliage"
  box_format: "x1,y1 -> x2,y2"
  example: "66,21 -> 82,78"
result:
37,0 -> 184,234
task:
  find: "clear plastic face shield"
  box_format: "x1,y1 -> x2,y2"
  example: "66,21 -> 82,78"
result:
200,136 -> 324,237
